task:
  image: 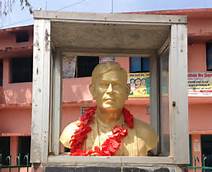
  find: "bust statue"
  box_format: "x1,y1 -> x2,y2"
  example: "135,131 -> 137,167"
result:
60,62 -> 158,156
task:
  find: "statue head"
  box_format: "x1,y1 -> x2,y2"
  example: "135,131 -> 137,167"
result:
89,62 -> 130,111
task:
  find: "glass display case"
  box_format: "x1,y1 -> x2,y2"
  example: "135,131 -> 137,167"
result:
30,11 -> 189,171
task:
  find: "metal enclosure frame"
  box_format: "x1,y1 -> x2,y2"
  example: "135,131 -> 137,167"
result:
31,11 -> 189,167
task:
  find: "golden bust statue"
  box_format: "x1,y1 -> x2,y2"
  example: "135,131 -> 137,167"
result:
60,62 -> 157,156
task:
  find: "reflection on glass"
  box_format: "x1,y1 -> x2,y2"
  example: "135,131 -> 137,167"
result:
60,62 -> 158,156
160,52 -> 170,156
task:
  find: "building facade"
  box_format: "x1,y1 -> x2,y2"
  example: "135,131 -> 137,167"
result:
138,9 -> 212,168
0,8 -> 212,169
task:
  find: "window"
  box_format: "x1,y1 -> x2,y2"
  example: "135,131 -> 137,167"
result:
18,136 -> 31,165
0,60 -> 2,86
201,135 -> 212,167
130,57 -> 150,73
76,56 -> 99,77
206,43 -> 212,71
0,137 -> 10,166
15,31 -> 29,43
10,57 -> 33,83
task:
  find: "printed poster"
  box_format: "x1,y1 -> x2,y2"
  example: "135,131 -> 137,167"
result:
188,72 -> 212,96
128,73 -> 150,97
128,72 -> 212,97
63,56 -> 77,78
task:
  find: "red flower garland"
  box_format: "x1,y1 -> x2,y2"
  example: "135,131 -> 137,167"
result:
69,107 -> 134,156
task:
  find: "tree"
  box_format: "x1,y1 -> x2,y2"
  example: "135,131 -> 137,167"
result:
0,0 -> 32,16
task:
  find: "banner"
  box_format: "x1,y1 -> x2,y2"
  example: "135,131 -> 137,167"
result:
128,73 -> 150,97
188,72 -> 212,96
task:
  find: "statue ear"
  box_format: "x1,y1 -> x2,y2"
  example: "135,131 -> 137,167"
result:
89,84 -> 96,99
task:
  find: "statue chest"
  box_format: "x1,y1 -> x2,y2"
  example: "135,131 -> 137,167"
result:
82,121 -> 147,156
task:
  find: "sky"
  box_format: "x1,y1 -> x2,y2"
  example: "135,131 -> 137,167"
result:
1,0 -> 212,29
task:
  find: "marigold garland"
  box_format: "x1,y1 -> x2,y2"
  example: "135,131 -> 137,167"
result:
69,107 -> 134,156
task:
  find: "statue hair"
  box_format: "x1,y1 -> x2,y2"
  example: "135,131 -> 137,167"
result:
91,62 -> 128,84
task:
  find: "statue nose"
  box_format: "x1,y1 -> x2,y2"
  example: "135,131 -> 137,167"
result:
106,83 -> 113,93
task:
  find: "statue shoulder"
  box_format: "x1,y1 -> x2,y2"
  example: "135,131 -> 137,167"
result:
60,120 -> 80,148
134,118 -> 158,151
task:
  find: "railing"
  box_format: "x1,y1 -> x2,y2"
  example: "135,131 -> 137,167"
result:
187,155 -> 212,172
0,154 -> 31,172
1,153 -> 212,172
187,166 -> 212,172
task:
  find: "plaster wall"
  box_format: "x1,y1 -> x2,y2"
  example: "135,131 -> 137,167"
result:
0,32 -> 17,49
61,106 -> 81,130
0,28 -> 33,51
62,78 -> 92,103
0,108 -> 31,135
189,104 -> 212,133
116,57 -> 129,71
188,18 -> 212,35
191,135 -> 202,171
188,43 -> 206,72
0,83 -> 32,105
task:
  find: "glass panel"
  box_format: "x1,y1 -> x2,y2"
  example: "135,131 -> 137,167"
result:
206,43 -> 212,71
0,60 -> 2,86
60,56 -> 157,156
159,51 -> 170,156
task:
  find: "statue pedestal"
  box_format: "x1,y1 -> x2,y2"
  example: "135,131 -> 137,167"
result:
44,166 -> 185,172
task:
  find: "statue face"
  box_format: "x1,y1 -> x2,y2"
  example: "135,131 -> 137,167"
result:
91,70 -> 129,111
